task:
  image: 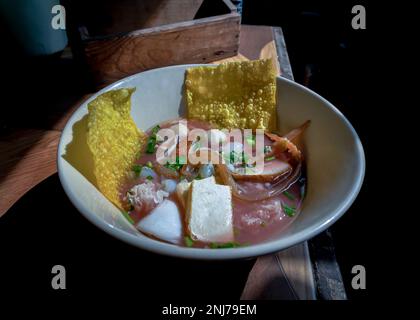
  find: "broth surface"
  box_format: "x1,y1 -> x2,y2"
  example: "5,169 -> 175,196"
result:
120,118 -> 306,247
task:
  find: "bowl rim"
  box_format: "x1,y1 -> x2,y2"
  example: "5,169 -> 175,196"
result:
57,64 -> 366,260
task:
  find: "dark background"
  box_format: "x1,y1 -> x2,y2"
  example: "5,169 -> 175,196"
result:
0,0 -> 381,304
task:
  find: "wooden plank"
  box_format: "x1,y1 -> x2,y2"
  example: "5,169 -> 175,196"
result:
83,13 -> 240,86
241,243 -> 316,300
85,0 -> 206,36
276,242 -> 316,299
214,24 -> 280,75
309,230 -> 347,299
237,25 -> 276,60
0,129 -> 61,217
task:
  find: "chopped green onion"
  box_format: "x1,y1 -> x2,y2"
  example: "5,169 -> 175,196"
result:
146,175 -> 153,180
146,138 -> 156,153
210,242 -> 241,249
245,135 -> 256,146
146,125 -> 161,154
151,125 -> 161,135
165,155 -> 185,171
265,156 -> 275,161
121,210 -> 134,224
132,164 -> 142,176
146,161 -> 153,168
184,236 -> 194,247
282,203 -> 296,217
229,150 -> 236,164
228,150 -> 249,165
283,190 -> 295,200
242,151 -> 249,164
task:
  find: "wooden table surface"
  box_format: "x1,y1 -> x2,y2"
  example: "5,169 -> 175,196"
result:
0,25 -> 316,299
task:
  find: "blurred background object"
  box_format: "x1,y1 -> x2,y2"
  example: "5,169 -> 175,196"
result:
0,0 -> 67,55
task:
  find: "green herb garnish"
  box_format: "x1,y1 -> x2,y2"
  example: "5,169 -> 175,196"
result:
228,150 -> 249,165
132,164 -> 142,176
151,125 -> 161,135
146,139 -> 156,153
265,156 -> 275,161
146,161 -> 153,168
121,210 -> 134,224
245,135 -> 256,146
165,155 -> 186,171
184,236 -> 194,247
146,125 -> 161,154
283,190 -> 295,200
241,151 -> 249,164
282,203 -> 296,217
229,150 -> 236,164
210,242 -> 241,249
146,175 -> 153,180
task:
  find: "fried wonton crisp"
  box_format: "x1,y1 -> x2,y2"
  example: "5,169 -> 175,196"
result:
86,88 -> 146,208
185,59 -> 277,131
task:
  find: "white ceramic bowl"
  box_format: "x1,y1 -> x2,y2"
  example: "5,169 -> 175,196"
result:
58,64 -> 365,260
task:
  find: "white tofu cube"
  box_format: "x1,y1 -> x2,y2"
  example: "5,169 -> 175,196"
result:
187,177 -> 234,243
176,176 -> 215,209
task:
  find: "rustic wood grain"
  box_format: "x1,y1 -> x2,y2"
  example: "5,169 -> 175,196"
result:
214,24 -> 280,75
241,242 -> 316,299
241,254 -> 298,300
83,12 -> 240,86
0,130 -> 61,217
276,242 -> 316,299
84,0 -> 205,36
238,25 -> 276,60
